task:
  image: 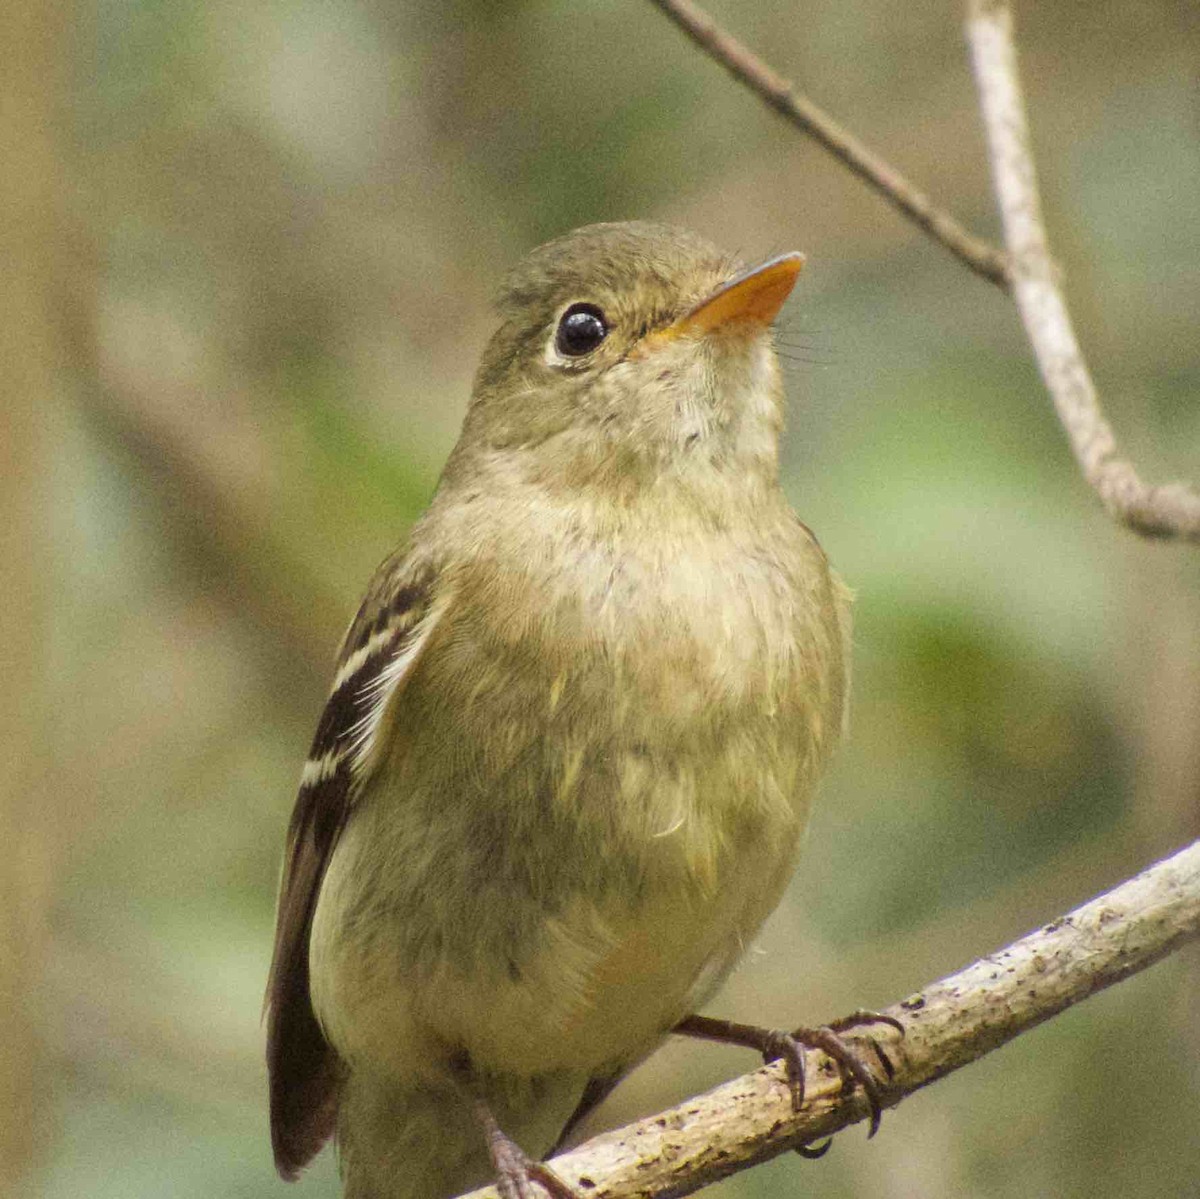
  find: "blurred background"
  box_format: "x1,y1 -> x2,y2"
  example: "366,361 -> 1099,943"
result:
5,0 -> 1200,1196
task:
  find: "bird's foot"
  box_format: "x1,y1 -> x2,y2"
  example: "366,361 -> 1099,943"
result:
674,1010 -> 903,1146
472,1092 -> 577,1199
487,1130 -> 575,1199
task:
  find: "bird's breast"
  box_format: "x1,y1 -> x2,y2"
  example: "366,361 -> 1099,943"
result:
310,496 -> 848,1081
423,494 -> 845,913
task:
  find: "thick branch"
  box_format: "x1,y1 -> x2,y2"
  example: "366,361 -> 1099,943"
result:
648,0 -> 1010,288
459,839 -> 1200,1199
965,0 -> 1200,541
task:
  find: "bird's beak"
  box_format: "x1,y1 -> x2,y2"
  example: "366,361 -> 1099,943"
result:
642,252 -> 805,352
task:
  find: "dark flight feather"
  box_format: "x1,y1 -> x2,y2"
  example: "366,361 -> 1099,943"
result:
265,557 -> 435,1178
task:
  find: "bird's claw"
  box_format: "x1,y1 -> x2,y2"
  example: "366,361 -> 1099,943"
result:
673,1010 -> 904,1153
761,1010 -> 904,1142
491,1136 -> 576,1199
795,1137 -> 833,1160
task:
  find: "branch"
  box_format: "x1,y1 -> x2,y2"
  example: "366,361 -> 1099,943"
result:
647,0 -> 1010,288
650,0 -> 1200,544
965,0 -> 1200,541
458,839 -> 1200,1199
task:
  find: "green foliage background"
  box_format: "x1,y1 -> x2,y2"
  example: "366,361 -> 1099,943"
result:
19,1 -> 1200,1196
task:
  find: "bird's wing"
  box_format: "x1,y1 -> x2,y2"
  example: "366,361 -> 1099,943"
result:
265,552 -> 442,1179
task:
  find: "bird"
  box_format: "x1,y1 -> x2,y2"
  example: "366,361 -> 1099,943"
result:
265,220 -> 876,1199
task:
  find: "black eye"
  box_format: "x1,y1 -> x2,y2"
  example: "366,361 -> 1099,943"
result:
555,303 -> 609,357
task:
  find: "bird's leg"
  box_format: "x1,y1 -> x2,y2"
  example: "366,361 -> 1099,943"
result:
674,1010 -> 903,1145
453,1057 -> 578,1199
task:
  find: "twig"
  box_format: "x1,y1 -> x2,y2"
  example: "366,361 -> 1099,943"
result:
647,0 -> 1011,288
458,839 -> 1200,1199
966,0 -> 1200,541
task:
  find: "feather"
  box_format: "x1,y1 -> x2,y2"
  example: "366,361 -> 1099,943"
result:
265,558 -> 440,1178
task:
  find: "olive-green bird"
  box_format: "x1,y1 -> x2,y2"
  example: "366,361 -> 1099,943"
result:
266,221 -> 875,1199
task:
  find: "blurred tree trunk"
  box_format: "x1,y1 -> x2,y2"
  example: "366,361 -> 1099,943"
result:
0,1 -> 71,1190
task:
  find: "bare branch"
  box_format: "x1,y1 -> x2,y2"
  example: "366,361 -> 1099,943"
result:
966,0 -> 1200,541
458,839 -> 1200,1199
647,0 -> 1011,288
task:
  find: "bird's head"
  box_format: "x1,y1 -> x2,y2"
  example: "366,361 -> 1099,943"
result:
453,221 -> 804,502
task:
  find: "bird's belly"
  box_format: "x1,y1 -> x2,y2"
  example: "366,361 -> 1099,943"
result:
426,855 -> 792,1077
309,766 -> 803,1085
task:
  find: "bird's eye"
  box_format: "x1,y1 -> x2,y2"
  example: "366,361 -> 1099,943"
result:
555,303 -> 609,357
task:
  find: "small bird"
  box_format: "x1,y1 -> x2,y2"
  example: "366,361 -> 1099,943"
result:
266,221 -> 871,1199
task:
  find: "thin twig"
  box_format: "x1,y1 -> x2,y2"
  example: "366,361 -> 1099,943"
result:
457,839 -> 1200,1199
966,0 -> 1200,541
648,0 -> 1011,288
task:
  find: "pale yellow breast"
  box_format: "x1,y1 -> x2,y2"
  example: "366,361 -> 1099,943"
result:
310,493 -> 849,1086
